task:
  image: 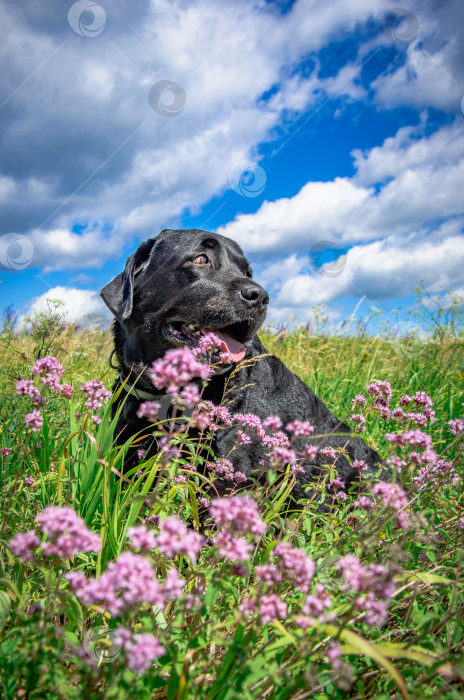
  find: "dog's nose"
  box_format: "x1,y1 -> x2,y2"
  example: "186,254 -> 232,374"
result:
240,283 -> 269,308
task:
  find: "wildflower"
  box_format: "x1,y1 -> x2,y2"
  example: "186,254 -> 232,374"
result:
120,632 -> 165,674
320,447 -> 337,461
192,402 -> 214,431
179,383 -> 200,407
301,584 -> 332,618
197,497 -> 210,508
291,464 -> 305,476
263,415 -> 282,431
355,592 -> 389,626
273,542 -> 315,592
371,482 -> 408,510
214,531 -> 253,562
58,383 -> 74,398
237,430 -> 252,445
413,391 -> 433,408
355,496 -> 372,509
32,356 -> 65,390
234,413 -> 262,431
352,460 -> 367,471
155,516 -> 204,563
327,643 -> 342,669
68,551 -> 165,615
80,380 -> 112,410
158,437 -> 181,460
0,448 -> 12,457
9,530 -> 40,562
271,446 -> 297,467
337,555 -> 366,592
209,496 -> 267,536
137,448 -> 146,460
303,444 -> 318,460
255,564 -> 282,584
24,409 -> 43,432
161,568 -> 185,601
239,597 -> 256,616
352,395 -> 366,407
36,506 -> 101,559
449,418 -> 464,436
137,401 -> 160,422
286,420 -> 314,436
259,594 -> 287,624
92,415 -> 102,425
150,347 -> 213,394
24,476 -> 35,486
367,381 -> 392,402
127,525 -> 157,552
173,475 -> 186,483
351,414 -> 366,433
16,379 -> 40,402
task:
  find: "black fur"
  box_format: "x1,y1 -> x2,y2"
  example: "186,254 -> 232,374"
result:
101,228 -> 384,501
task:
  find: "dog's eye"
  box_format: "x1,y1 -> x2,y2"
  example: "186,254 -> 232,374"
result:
193,254 -> 209,265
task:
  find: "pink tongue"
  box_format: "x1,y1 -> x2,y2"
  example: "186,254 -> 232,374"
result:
214,329 -> 246,362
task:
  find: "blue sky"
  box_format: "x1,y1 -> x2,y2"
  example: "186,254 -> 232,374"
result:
0,0 -> 463,333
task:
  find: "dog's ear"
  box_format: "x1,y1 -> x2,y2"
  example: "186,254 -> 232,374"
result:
100,238 -> 157,322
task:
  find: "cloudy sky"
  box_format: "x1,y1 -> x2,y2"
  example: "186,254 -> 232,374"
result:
1,0 -> 463,331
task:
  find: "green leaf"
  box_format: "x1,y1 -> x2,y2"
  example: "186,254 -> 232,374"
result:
0,590 -> 11,632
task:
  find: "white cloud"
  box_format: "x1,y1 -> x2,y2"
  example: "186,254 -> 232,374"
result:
219,121 -> 464,254
16,286 -> 109,327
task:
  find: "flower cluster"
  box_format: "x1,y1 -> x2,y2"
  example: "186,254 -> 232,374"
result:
67,551 -> 184,616
371,482 -> 409,528
207,459 -> 247,483
115,628 -> 165,674
9,506 -> 101,562
338,555 -> 396,626
150,347 -> 213,394
209,496 -> 267,536
191,331 -> 230,364
297,584 -> 332,628
80,379 -> 112,423
272,541 -> 315,593
154,517 -> 204,563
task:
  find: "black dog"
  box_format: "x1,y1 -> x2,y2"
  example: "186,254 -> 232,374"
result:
101,228 -> 383,502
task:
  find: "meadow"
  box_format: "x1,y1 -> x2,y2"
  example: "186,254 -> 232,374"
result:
0,292 -> 463,699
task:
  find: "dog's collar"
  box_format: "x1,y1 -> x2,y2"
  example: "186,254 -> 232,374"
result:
119,375 -> 163,401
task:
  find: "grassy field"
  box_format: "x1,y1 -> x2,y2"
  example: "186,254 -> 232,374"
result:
0,295 -> 463,699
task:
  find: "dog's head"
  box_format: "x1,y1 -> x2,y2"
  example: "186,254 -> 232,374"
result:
101,229 -> 269,365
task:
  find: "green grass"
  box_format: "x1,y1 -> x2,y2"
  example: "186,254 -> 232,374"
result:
0,294 -> 463,699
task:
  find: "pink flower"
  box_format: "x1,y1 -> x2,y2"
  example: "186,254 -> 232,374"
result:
255,564 -> 282,584
327,642 -> 342,669
263,415 -> 282,431
259,594 -> 287,624
214,531 -> 253,562
355,592 -> 389,626
150,347 -> 213,394
25,409 -> 43,432
127,525 -> 157,552
80,380 -> 112,411
237,430 -> 252,445
68,551 -> 165,615
137,401 -> 160,422
0,447 -> 12,457
119,631 -> 165,674
352,460 -> 367,471
32,356 -> 65,390
367,381 -> 392,402
449,418 -> 464,436
9,530 -> 40,562
371,482 -> 408,510
352,394 -> 366,407
35,506 -> 101,559
209,496 -> 267,536
273,542 -> 315,592
24,476 -> 35,486
286,420 -> 314,436
16,380 -> 40,402
302,584 -> 332,618
303,444 -> 318,460
155,516 -> 204,563
179,383 -> 200,407
58,383 -> 74,398
351,414 -> 366,433
137,448 -> 146,460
